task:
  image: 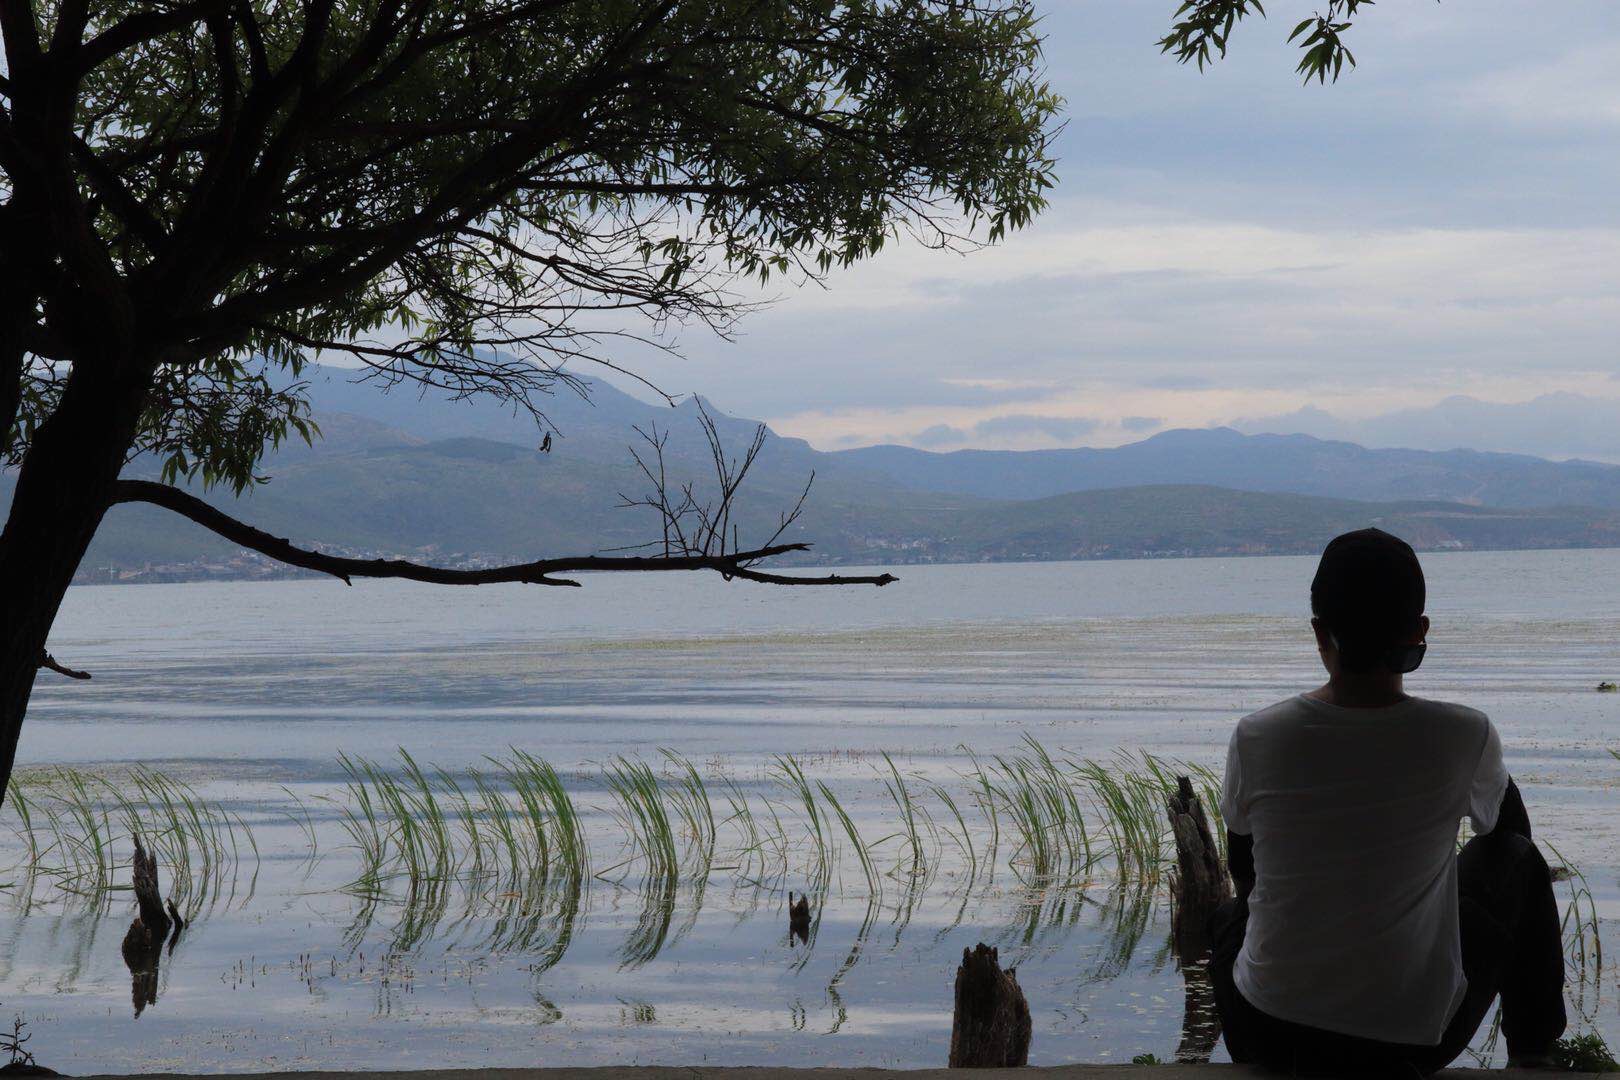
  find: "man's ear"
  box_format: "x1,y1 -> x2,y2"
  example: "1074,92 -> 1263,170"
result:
1311,617 -> 1334,653
1414,614 -> 1430,643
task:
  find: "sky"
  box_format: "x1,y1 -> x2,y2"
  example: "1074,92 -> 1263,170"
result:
608,0 -> 1620,457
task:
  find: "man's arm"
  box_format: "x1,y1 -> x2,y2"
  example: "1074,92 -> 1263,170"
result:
1485,776 -> 1532,841
1227,830 -> 1254,902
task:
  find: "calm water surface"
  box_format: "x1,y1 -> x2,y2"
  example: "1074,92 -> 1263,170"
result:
5,550 -> 1617,1072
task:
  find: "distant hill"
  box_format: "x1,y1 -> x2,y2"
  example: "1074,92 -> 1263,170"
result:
931,485 -> 1620,563
8,365 -> 1620,582
1234,392 -> 1620,464
832,428 -> 1620,509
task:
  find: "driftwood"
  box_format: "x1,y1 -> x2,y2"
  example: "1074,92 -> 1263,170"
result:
948,943 -> 1031,1067
120,837 -> 182,1017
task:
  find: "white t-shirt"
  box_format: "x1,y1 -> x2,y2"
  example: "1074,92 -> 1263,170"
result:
1221,694 -> 1510,1046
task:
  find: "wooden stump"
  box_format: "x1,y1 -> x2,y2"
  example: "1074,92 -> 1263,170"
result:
1165,775 -> 1230,955
121,836 -> 171,949
120,836 -> 179,1017
948,943 -> 1031,1068
1165,776 -> 1232,1064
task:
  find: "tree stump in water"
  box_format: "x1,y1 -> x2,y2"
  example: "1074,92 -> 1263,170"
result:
1165,775 -> 1231,1065
120,837 -> 180,1017
948,943 -> 1031,1067
1165,775 -> 1229,955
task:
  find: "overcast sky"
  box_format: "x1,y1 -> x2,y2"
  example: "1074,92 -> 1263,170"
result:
608,0 -> 1620,455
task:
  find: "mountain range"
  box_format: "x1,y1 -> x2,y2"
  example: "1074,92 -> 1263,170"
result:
1233,393 -> 1620,465
8,367 -> 1620,582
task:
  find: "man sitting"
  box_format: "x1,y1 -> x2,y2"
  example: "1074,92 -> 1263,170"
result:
1210,528 -> 1566,1075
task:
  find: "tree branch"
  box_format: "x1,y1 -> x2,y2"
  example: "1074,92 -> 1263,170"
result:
38,651 -> 92,680
112,480 -> 897,588
727,566 -> 897,587
74,1 -> 226,75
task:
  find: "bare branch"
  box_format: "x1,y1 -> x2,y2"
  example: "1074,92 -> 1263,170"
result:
38,651 -> 92,680
727,566 -> 896,587
113,480 -> 897,587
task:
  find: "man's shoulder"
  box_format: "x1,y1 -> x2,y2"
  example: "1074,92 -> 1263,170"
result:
1232,694 -> 1490,735
1234,694 -> 1311,733
1407,695 -> 1491,729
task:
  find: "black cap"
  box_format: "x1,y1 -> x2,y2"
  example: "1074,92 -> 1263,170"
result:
1310,528 -> 1426,670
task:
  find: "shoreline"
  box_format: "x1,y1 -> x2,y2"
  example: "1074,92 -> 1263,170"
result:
65,543 -> 1620,588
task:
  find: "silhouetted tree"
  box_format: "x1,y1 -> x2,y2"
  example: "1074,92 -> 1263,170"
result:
0,0 -> 1060,799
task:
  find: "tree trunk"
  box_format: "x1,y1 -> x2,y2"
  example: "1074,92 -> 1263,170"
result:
0,370 -> 146,803
948,943 -> 1031,1067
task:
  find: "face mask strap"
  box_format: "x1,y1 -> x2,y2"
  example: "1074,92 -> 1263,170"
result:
1386,641 -> 1427,675
1327,631 -> 1428,675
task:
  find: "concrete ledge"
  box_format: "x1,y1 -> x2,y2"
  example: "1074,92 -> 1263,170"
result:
72,1067 -> 1606,1080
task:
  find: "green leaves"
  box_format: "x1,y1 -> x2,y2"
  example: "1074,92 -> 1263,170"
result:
1160,0 -> 1372,83
1157,0 -> 1267,69
1286,2 -> 1366,84
138,358 -> 318,495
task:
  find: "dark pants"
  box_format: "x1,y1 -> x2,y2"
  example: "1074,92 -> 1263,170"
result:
1210,832 -> 1566,1076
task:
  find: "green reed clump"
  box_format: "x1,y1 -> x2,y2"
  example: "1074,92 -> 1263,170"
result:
3,765 -> 254,914
1071,750 -> 1221,882
334,748 -> 592,904
501,749 -> 589,886
817,779 -> 882,898
660,750 -> 716,873
879,751 -> 932,885
771,754 -> 831,886
602,756 -> 679,887
927,779 -> 978,886
972,737 -> 1095,884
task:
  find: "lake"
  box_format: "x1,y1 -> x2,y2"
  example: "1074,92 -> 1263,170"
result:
5,549 -> 1617,1072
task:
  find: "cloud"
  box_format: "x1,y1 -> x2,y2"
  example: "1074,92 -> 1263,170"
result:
1122,416 -> 1163,433
970,414 -> 1101,442
905,413 -> 1103,450
911,423 -> 970,448
588,3 -> 1620,451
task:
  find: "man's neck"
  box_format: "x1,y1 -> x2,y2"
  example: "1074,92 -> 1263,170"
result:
1308,675 -> 1409,709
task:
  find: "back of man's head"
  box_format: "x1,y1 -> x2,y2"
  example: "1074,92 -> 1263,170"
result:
1310,528 -> 1426,673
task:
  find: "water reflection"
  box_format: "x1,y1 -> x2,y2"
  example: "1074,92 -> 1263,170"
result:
1173,948 -> 1221,1064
